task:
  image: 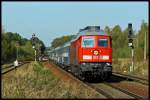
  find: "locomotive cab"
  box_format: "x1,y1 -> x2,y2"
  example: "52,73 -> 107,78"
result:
79,34 -> 112,80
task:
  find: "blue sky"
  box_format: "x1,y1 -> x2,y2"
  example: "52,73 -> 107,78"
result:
2,2 -> 148,47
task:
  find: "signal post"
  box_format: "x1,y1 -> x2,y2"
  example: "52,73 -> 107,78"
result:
31,33 -> 37,62
128,23 -> 134,72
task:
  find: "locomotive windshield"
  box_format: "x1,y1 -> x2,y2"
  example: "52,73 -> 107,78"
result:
82,37 -> 94,47
98,39 -> 108,47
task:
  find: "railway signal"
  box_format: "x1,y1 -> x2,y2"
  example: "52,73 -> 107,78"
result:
128,23 -> 134,48
128,23 -> 134,72
16,41 -> 19,59
31,33 -> 36,48
31,33 -> 44,61
31,33 -> 37,61
128,38 -> 133,48
128,23 -> 133,38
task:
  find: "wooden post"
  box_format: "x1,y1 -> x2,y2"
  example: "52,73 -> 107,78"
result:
144,32 -> 146,62
35,49 -> 37,62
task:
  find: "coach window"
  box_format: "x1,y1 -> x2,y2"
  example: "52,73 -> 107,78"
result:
98,39 -> 108,47
82,37 -> 94,47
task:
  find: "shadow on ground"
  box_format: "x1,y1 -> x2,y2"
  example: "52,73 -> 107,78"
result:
84,74 -> 134,83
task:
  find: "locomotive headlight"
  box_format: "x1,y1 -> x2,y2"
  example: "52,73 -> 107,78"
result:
83,55 -> 92,60
100,55 -> 109,60
93,50 -> 99,55
106,63 -> 110,66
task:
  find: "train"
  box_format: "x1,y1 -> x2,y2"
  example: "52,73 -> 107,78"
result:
49,26 -> 112,80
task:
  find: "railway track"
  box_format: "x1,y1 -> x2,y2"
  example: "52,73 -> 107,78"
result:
47,61 -> 149,99
84,75 -> 148,99
85,78 -> 148,99
104,82 -> 148,99
1,61 -> 31,75
1,60 -> 48,75
48,61 -> 114,98
84,82 -> 114,98
47,63 -> 147,100
86,81 -> 148,99
112,72 -> 149,85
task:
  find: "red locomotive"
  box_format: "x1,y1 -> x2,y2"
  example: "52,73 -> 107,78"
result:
49,26 -> 112,80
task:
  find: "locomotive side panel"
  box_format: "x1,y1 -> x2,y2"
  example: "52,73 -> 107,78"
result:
76,36 -> 82,66
70,37 -> 81,66
70,41 -> 76,65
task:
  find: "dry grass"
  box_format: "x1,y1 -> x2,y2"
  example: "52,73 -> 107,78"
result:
2,62 -> 103,99
112,58 -> 149,79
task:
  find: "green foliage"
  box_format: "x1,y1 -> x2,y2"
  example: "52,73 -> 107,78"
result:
1,32 -> 45,64
33,62 -> 51,77
18,41 -> 34,61
2,33 -> 16,63
51,35 -> 75,48
134,20 -> 149,61
104,26 -> 111,35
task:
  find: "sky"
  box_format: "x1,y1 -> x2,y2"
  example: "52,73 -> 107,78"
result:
2,2 -> 148,47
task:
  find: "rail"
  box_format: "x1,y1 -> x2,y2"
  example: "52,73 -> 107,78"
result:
112,72 -> 148,85
1,61 -> 30,75
104,82 -> 148,99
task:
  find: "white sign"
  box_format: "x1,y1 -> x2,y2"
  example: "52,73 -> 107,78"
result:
14,60 -> 18,67
32,46 -> 35,49
128,43 -> 132,47
83,55 -> 92,60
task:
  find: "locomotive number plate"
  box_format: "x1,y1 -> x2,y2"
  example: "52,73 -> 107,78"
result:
93,56 -> 99,59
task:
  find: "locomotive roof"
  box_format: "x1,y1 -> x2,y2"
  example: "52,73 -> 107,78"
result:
71,29 -> 109,42
78,29 -> 108,36
54,28 -> 110,51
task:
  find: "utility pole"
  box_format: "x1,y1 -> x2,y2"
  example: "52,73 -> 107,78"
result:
14,41 -> 19,68
131,46 -> 134,71
35,49 -> 37,61
16,41 -> 19,60
17,46 -> 18,60
144,32 -> 146,62
136,38 -> 138,48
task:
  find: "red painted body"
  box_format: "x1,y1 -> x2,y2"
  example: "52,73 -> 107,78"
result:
70,35 -> 112,66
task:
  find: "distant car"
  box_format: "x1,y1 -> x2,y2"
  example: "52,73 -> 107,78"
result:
42,56 -> 48,61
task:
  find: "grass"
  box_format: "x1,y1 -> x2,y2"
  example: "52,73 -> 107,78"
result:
2,61 -> 103,99
112,58 -> 149,78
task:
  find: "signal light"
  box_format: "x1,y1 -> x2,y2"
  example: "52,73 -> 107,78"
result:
128,38 -> 134,47
129,38 -> 133,43
128,23 -> 133,38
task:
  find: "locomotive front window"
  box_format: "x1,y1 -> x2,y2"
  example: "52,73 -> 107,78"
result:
98,39 -> 108,47
82,38 -> 94,47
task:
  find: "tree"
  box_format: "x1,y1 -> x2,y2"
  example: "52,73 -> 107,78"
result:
2,32 -> 46,63
135,20 -> 148,61
104,26 -> 111,35
111,25 -> 122,58
51,35 -> 75,48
